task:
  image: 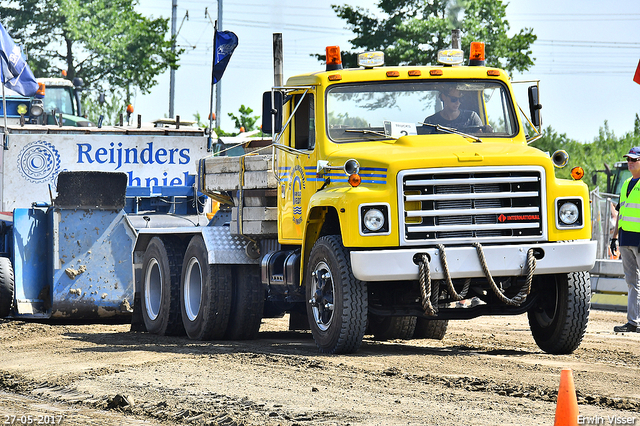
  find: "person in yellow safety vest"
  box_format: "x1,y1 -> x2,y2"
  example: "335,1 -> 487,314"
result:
611,146 -> 640,333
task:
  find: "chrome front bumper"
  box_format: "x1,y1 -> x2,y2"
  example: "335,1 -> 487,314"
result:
350,240 -> 596,282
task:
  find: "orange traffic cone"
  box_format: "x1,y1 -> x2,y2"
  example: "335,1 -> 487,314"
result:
554,368 -> 579,426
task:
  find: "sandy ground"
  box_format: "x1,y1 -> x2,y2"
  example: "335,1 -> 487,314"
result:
0,309 -> 639,425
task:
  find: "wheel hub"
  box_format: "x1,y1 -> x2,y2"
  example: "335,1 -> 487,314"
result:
309,262 -> 335,331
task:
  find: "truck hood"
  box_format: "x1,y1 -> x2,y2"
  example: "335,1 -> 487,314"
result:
324,135 -> 552,173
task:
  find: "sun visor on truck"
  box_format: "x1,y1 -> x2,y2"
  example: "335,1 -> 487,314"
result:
54,171 -> 127,210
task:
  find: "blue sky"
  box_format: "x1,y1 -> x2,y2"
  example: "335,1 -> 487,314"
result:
134,0 -> 640,143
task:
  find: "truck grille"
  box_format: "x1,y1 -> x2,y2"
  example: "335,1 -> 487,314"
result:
398,166 -> 545,245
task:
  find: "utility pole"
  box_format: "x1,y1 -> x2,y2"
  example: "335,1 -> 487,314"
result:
215,0 -> 222,129
169,0 -> 177,118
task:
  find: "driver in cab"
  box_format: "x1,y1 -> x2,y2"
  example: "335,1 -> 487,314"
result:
424,86 -> 490,132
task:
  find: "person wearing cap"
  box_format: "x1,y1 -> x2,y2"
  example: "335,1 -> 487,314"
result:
610,146 -> 640,333
424,86 -> 486,130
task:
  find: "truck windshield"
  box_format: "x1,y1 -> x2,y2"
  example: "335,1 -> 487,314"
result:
44,87 -> 76,115
326,80 -> 517,142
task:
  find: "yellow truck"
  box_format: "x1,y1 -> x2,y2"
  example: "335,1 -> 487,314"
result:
120,36 -> 596,355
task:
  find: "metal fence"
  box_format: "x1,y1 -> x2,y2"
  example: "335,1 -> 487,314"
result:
590,188 -> 619,260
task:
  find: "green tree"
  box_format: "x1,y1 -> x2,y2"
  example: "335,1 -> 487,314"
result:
228,105 -> 259,133
324,0 -> 536,72
82,92 -> 125,126
0,0 -> 180,102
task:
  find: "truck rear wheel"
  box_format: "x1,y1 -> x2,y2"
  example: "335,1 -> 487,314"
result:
180,235 -> 231,340
224,265 -> 264,340
141,237 -> 185,336
306,235 -> 367,354
528,272 -> 591,354
413,319 -> 448,340
0,257 -> 14,318
368,315 -> 416,340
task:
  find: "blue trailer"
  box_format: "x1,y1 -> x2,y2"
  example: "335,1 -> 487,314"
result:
0,170 -> 210,320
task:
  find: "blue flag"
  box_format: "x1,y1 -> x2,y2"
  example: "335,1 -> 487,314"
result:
0,22 -> 38,97
212,29 -> 238,84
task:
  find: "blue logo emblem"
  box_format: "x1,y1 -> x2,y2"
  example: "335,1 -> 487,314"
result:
291,165 -> 305,225
17,140 -> 61,184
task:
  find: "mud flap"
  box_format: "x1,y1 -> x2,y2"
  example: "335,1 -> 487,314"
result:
55,171 -> 127,209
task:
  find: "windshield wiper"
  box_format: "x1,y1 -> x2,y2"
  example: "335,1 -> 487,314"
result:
344,129 -> 394,139
420,122 -> 482,143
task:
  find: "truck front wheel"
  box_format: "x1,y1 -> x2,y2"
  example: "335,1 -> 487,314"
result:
141,237 -> 185,336
528,272 -> 591,354
180,235 -> 231,340
0,257 -> 14,318
306,235 -> 367,354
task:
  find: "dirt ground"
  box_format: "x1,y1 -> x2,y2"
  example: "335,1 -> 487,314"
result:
0,309 -> 639,426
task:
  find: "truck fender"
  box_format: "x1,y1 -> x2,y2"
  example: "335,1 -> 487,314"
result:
300,193 -> 346,287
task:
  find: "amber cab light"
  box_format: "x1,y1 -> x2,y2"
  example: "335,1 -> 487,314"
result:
487,69 -> 500,76
571,167 -> 585,180
328,74 -> 342,81
469,42 -> 486,66
35,82 -> 45,98
386,71 -> 399,77
326,46 -> 343,71
408,70 -> 421,76
348,174 -> 362,187
430,69 -> 443,76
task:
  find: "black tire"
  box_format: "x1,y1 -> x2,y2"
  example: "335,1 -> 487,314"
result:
181,235 -> 232,340
306,235 -> 367,354
528,272 -> 591,354
224,265 -> 264,340
141,237 -> 185,336
0,257 -> 14,318
368,314 -> 417,340
413,318 -> 449,340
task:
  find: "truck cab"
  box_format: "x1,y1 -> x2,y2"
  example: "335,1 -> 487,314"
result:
37,77 -> 94,127
261,42 -> 595,354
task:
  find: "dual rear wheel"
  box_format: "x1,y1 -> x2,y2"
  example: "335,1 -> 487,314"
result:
140,234 -> 263,340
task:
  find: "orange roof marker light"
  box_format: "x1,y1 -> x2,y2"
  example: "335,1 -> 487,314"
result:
469,42 -> 486,66
35,82 -> 45,98
326,46 -> 343,71
437,49 -> 464,66
357,51 -> 384,68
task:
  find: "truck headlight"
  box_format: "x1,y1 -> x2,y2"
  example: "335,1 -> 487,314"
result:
556,198 -> 583,228
360,204 -> 390,235
558,202 -> 578,225
364,209 -> 384,231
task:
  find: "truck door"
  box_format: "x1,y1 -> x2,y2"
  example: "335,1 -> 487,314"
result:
277,91 -> 317,243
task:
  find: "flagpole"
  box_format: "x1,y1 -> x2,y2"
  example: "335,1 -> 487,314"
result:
207,21 -> 217,152
1,65 -> 8,150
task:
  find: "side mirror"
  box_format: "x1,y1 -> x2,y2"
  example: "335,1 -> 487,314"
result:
72,77 -> 84,90
262,91 -> 283,134
528,85 -> 542,127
